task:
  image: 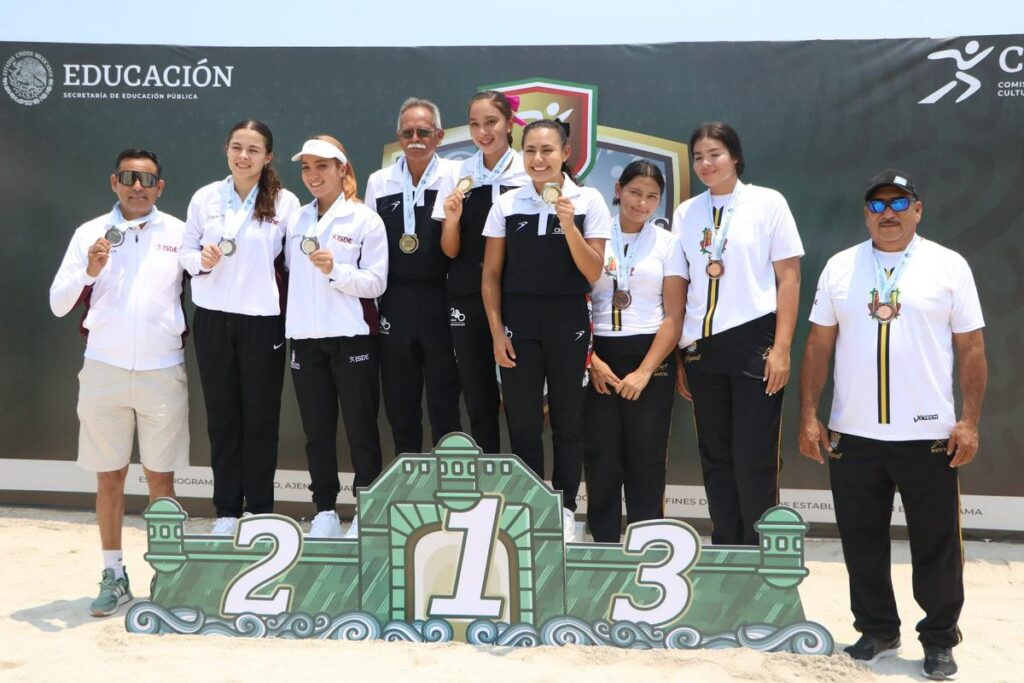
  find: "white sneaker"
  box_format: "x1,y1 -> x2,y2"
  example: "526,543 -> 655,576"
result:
309,510 -> 343,538
562,508 -> 578,543
211,516 -> 238,536
343,514 -> 360,539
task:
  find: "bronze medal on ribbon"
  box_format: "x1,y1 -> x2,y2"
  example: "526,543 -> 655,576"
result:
218,237 -> 237,256
612,289 -> 632,310
399,233 -> 420,254
873,302 -> 896,323
104,227 -> 125,248
300,236 -> 319,256
542,183 -> 562,205
706,260 -> 724,279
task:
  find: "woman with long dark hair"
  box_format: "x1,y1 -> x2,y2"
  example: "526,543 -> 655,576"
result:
672,122 -> 803,545
180,119 -> 300,534
433,90 -> 528,454
481,119 -> 610,541
584,160 -> 685,542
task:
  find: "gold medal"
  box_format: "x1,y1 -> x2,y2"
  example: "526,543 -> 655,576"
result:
104,227 -> 125,248
706,260 -> 724,279
456,176 -> 474,193
873,302 -> 896,323
300,236 -> 319,255
218,237 -> 237,256
542,182 -> 562,205
399,233 -> 420,254
612,290 -> 632,310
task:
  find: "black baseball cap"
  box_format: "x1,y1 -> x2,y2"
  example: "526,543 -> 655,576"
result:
864,169 -> 919,201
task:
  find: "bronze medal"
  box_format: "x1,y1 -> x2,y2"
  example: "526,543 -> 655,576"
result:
104,227 -> 125,247
873,302 -> 896,323
399,233 -> 420,254
706,260 -> 724,279
218,237 -> 237,256
541,182 -> 562,205
300,236 -> 319,256
612,290 -> 632,310
456,176 -> 474,193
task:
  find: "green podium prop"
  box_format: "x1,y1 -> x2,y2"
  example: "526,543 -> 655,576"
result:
127,433 -> 832,653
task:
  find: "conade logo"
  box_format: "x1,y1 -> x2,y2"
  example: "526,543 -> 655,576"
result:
3,51 -> 53,106
920,39 -> 1024,104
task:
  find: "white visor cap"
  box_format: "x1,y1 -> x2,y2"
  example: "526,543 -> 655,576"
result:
291,139 -> 348,164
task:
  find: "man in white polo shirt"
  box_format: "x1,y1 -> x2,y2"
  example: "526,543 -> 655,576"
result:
798,170 -> 987,680
49,149 -> 189,617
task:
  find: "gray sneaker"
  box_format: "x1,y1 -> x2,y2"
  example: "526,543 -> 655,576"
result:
89,567 -> 132,617
922,645 -> 958,680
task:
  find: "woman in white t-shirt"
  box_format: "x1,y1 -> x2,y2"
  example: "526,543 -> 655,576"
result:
672,122 -> 803,546
285,135 -> 388,539
179,119 -> 300,535
585,160 -> 685,543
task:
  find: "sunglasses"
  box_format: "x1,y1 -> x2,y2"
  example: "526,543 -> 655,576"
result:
398,127 -> 436,140
116,170 -> 160,188
866,196 -> 914,214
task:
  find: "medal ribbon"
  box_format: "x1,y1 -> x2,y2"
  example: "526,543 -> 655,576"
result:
609,217 -> 648,293
475,148 -> 514,186
401,155 -> 439,236
705,181 -> 743,264
872,234 -> 919,304
222,176 -> 259,240
307,197 -> 346,240
109,204 -> 159,232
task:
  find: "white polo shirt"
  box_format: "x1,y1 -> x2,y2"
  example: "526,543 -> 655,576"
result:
284,198 -> 389,340
809,236 -> 984,440
672,180 -> 803,347
50,206 -> 188,371
592,222 -> 686,336
179,179 -> 300,316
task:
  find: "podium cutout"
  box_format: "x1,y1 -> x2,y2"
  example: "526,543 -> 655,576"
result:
127,433 -> 832,653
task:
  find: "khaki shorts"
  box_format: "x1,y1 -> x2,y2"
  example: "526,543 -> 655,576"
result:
77,359 -> 189,473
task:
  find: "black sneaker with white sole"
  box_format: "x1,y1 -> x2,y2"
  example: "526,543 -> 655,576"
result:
843,634 -> 902,664
922,645 -> 958,680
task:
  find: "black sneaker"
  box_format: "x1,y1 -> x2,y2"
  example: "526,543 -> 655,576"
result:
922,645 -> 958,680
843,634 -> 902,663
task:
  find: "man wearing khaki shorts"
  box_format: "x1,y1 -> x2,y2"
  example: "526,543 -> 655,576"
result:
49,149 -> 190,617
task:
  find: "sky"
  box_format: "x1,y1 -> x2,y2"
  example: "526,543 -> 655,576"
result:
1,0 -> 1021,46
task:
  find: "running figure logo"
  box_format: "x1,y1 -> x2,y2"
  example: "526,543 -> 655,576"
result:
919,40 -> 994,104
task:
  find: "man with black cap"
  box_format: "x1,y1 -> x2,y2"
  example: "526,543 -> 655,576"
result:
798,169 -> 987,680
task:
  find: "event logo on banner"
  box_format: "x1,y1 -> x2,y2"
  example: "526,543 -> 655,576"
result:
380,78 -> 689,217
125,433 -> 832,653
3,51 -> 53,106
483,78 -> 598,179
919,38 -> 1024,103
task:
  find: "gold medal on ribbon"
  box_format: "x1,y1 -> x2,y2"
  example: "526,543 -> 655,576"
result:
542,182 -> 562,205
456,176 -> 474,193
399,233 -> 420,254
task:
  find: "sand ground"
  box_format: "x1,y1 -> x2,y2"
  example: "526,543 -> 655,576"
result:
1,506 -> 1020,682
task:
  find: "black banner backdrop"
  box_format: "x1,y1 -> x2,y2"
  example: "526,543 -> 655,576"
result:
2,38 -> 1022,531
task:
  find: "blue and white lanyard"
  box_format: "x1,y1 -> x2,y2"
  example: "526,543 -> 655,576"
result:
400,155 -> 439,236
872,234 -> 919,301
705,182 -> 743,262
222,176 -> 259,240
109,204 -> 158,232
474,148 -> 514,202
609,217 -> 648,292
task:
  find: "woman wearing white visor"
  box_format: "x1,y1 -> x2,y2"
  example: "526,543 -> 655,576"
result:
285,136 -> 389,537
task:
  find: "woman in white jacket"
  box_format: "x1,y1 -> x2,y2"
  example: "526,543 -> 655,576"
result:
286,135 -> 388,538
